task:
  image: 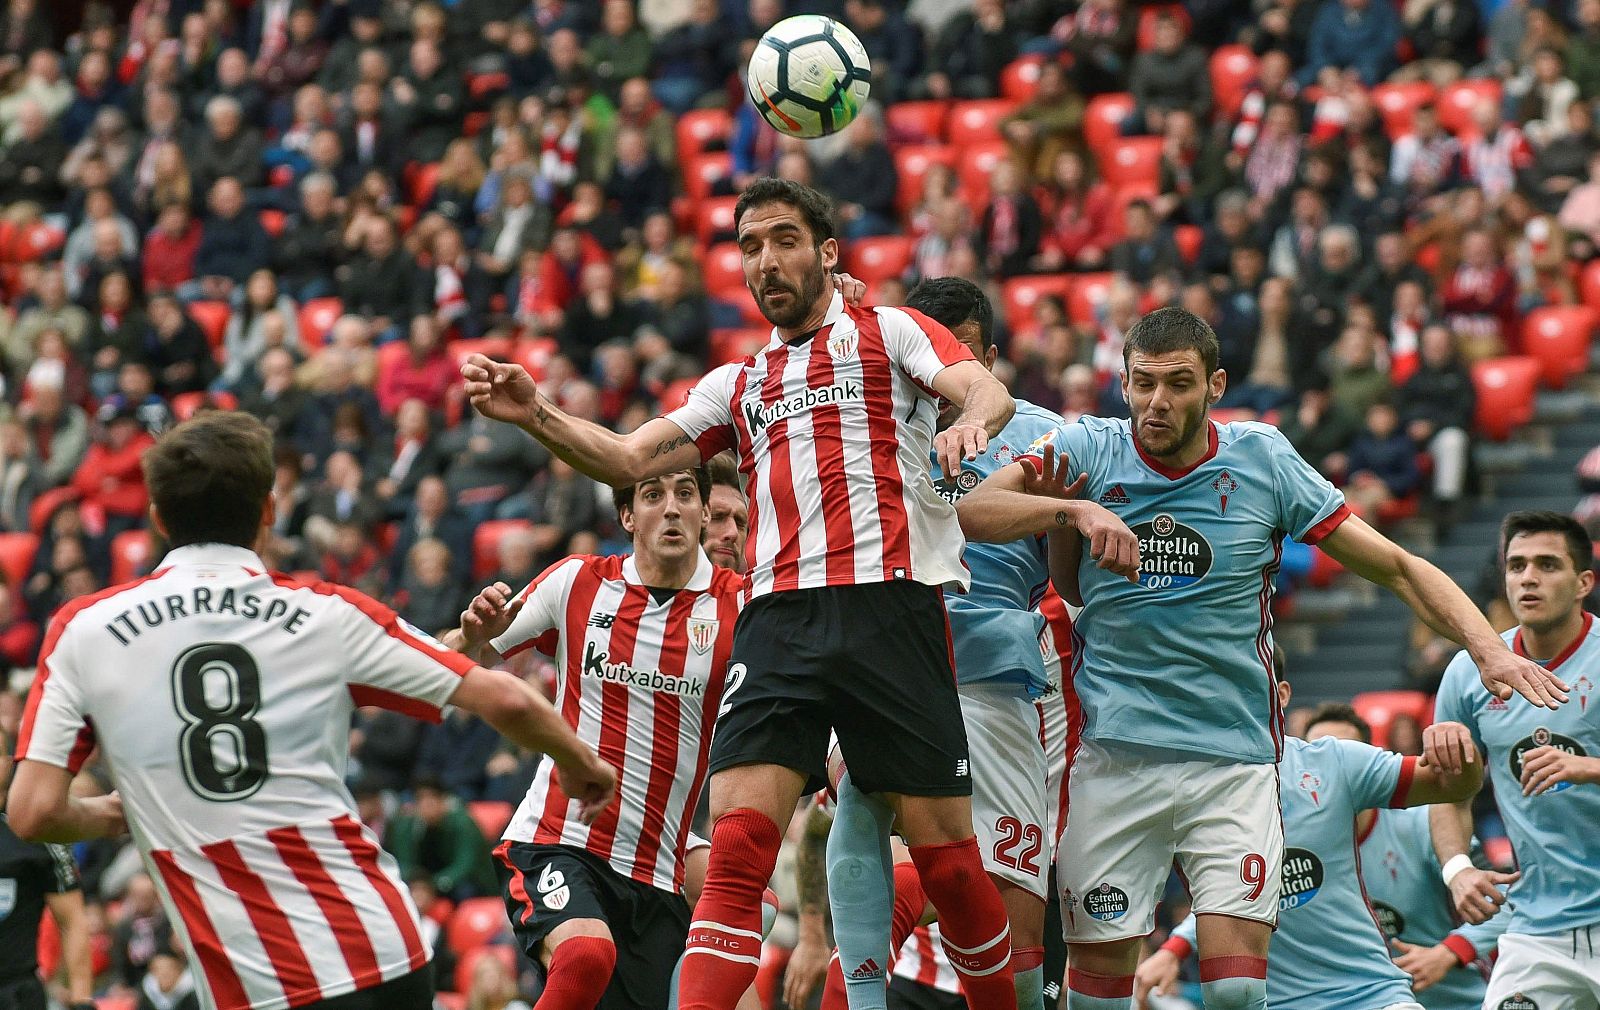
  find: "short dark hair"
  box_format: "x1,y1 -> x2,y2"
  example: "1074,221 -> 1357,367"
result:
611,467 -> 712,521
906,277 -> 995,351
1122,306 -> 1221,375
734,177 -> 835,245
1305,702 -> 1372,744
707,451 -> 741,492
1501,509 -> 1595,573
143,412 -> 274,549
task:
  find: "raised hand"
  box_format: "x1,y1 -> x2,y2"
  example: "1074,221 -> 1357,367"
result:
461,353 -> 542,429
459,582 -> 525,650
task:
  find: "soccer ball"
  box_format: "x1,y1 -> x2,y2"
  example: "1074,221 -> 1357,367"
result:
747,15 -> 873,139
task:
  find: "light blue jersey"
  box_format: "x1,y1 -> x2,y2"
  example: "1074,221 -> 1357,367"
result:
1434,612 -> 1600,935
1360,806 -> 1505,1010
932,399 -> 1066,697
1171,736 -> 1417,1010
1037,418 -> 1348,762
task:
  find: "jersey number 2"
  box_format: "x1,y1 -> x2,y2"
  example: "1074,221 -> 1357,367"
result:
993,816 -> 1043,875
172,643 -> 269,801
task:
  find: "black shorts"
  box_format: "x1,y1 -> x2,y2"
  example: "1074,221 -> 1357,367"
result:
887,976 -> 966,1010
495,841 -> 690,1010
0,976 -> 44,1010
708,581 -> 970,797
302,967 -> 433,1010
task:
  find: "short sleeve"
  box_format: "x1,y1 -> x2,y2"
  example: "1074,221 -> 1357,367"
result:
326,585 -> 475,722
43,843 -> 80,893
877,306 -> 976,395
1270,429 -> 1349,544
14,618 -> 97,773
1432,650 -> 1486,751
1018,419 -> 1096,485
1331,738 -> 1413,810
662,364 -> 740,460
492,558 -> 581,659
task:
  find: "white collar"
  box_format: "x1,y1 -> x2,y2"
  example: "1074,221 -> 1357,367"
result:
621,549 -> 714,592
156,543 -> 267,571
765,290 -> 845,350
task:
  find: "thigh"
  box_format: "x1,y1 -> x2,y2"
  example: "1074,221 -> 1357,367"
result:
494,843 -> 613,963
962,687 -> 1050,899
830,583 -> 971,798
603,884 -> 692,1010
1173,760 -> 1283,930
1056,741 -> 1175,943
1485,933 -> 1593,1010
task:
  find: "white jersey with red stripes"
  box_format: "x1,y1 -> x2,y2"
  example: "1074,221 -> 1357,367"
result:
15,544 -> 475,1010
1035,586 -> 1081,848
893,923 -> 962,995
664,292 -> 975,600
491,550 -> 741,893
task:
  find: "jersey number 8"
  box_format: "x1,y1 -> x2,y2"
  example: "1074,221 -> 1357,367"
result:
172,643 -> 269,801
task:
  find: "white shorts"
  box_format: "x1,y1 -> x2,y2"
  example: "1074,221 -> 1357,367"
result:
1037,684 -> 1071,851
1057,739 -> 1283,943
1483,930 -> 1600,1010
961,683 -> 1050,899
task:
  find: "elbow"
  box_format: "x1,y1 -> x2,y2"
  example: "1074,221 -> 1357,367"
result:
482,676 -> 540,731
6,794 -> 51,842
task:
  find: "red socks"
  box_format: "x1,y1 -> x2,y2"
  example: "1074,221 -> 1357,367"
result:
677,809 -> 784,1010
535,936 -> 616,1010
908,837 -> 1017,1010
889,861 -> 929,953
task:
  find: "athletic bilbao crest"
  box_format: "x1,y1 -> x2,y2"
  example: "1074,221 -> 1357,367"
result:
688,618 -> 719,656
827,330 -> 858,361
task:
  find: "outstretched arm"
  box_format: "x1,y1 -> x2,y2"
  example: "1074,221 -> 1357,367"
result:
930,360 -> 1015,476
1396,722 -> 1484,806
461,354 -> 704,486
1318,515 -> 1568,709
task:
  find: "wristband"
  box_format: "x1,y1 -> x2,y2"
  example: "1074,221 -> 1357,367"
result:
1441,854 -> 1474,886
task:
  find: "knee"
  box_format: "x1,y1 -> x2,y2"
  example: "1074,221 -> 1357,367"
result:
549,934 -> 617,982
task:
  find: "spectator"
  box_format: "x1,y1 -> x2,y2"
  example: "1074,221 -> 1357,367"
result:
608,76 -> 677,179
1388,104 -> 1461,203
1401,323 -> 1475,515
844,0 -> 922,105
925,0 -> 1017,100
62,188 -> 137,299
586,0 -> 652,103
1343,400 -> 1421,517
1323,323 -> 1390,420
635,258 -> 709,359
60,108 -> 135,194
86,271 -> 147,400
1281,383 -> 1361,476
440,409 -> 549,524
488,526 -> 541,590
477,171 -> 550,280
1570,0 -> 1600,102
1531,100 -> 1597,214
142,203 -> 203,295
28,326 -> 89,408
136,948 -> 198,1010
377,316 -> 457,416
220,269 -> 300,388
391,41 -> 463,163
426,139 -> 486,237
911,197 -> 977,284
273,172 -> 344,301
427,226 -> 494,338
0,0 -> 51,62
109,875 -> 173,991
977,160 -> 1043,279
1000,61 -> 1086,182
305,448 -> 384,543
1110,199 -> 1180,285
384,777 -> 497,899
1402,0 -> 1482,86
98,360 -> 176,437
1228,275 -> 1299,411
464,948 -> 530,1010
319,520 -> 382,590
1463,100 -> 1535,207
191,95 -> 264,193
559,261 -> 642,372
1357,231 -> 1433,326
1244,101 -> 1304,218
819,108 -> 898,239
69,406 -> 156,539
394,536 -> 468,635
256,3 -> 327,100
1196,189 -> 1259,279
1153,109 -> 1231,224
339,217 -> 419,336
190,177 -> 272,300
351,706 -> 425,796
0,99 -> 64,205
0,419 -> 40,533
1302,0 -> 1400,85
240,347 -> 312,445
1441,228 -> 1518,360
1301,224 -> 1364,332
78,218 -> 145,314
1513,46 -> 1579,146
1059,0 -> 1137,96
1268,187 -> 1331,283
9,268 -> 88,373
502,455 -> 603,564
605,126 -> 673,231
389,464 -> 472,584
137,293 -> 217,395
203,47 -> 268,130
1130,12 -> 1211,134
374,398 -> 447,510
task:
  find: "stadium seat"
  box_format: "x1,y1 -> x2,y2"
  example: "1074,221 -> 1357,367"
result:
710,327 -> 768,366
1001,275 -> 1075,325
1084,93 -> 1136,154
1482,836 -> 1515,869
1306,547 -> 1344,589
1471,356 -> 1541,440
298,297 -> 342,347
1371,81 -> 1436,140
509,337 -> 559,380
374,521 -> 398,555
463,111 -> 489,137
845,235 -> 914,283
258,208 -> 286,238
1582,259 -> 1600,312
684,152 -> 733,201
171,390 -> 238,420
695,196 -> 739,246
1099,137 -> 1162,188
1351,690 -> 1433,750
1174,224 -> 1202,265
186,301 -> 230,354
455,944 -> 517,995
1438,79 -> 1501,136
885,100 -> 949,143
435,994 -> 466,1010
446,336 -> 515,370
659,377 -> 701,410
676,108 -> 732,164
111,530 -> 152,585
955,140 -> 1011,202
0,531 -> 37,589
1522,306 -> 1597,389
946,99 -> 1017,145
1137,4 -> 1190,50
466,801 -> 514,842
999,56 -> 1045,102
703,242 -> 746,298
28,485 -> 78,534
0,219 -> 64,263
1068,273 -> 1116,325
466,71 -> 509,102
405,161 -> 440,207
96,995 -> 137,1010
893,144 -> 957,216
1208,45 -> 1259,117
473,519 -> 530,580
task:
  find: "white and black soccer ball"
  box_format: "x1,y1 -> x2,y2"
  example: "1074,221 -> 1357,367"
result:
746,14 -> 873,139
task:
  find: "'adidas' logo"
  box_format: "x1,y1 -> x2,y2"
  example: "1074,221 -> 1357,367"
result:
848,959 -> 883,980
1099,484 -> 1131,505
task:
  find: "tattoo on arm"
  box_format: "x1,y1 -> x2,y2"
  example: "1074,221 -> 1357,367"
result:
1056,510 -> 1069,526
650,434 -> 691,459
796,808 -> 830,913
534,400 -> 550,427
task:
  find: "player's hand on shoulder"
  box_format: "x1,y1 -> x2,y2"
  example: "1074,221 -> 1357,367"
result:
1133,948 -> 1182,1009
1477,647 -> 1569,711
555,749 -> 617,825
1519,744 -> 1600,795
462,353 -> 542,428
1390,939 -> 1457,992
1019,445 -> 1088,501
1421,721 -> 1477,776
831,271 -> 866,306
459,582 -> 524,649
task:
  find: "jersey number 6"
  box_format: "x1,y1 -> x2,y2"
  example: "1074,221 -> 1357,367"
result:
172,643 -> 270,802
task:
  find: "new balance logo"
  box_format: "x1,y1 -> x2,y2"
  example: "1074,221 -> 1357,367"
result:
955,759 -> 970,777
588,612 -> 616,629
1099,484 -> 1131,505
847,959 -> 883,981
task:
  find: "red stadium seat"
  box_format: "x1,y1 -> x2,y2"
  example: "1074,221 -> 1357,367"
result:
406,161 -> 440,207
676,108 -> 732,163
684,152 -> 733,201
463,111 -> 489,137
1001,275 -> 1075,325
1137,4 -> 1191,51
695,195 -> 739,246
258,209 -> 286,238
886,100 -> 949,143
1371,81 -> 1436,140
448,902 -> 508,953
710,328 -> 768,365
1522,306 -> 1597,389
28,486 -> 78,534
1099,137 -> 1162,188
1582,259 -> 1600,311
473,519 -> 531,580
466,71 -> 509,101
1208,45 -> 1259,118
946,99 -> 1017,145
1174,225 -> 1202,265
1471,356 -> 1541,440
1351,690 -> 1433,750
186,301 -> 230,354
1482,836 -> 1515,869
455,944 -> 516,995
374,521 -> 398,556
893,144 -> 957,216
170,390 -> 238,421
446,336 -> 515,370
97,995 -> 137,1010
1438,79 -> 1502,136
956,140 -> 1011,202
1069,272 -> 1116,325
1084,93 -> 1136,154
703,242 -> 746,298
999,56 -> 1045,102
436,993 -> 466,1010
0,531 -> 37,589
298,297 -> 342,347
1306,547 -> 1344,589
509,337 -> 558,381
845,235 -> 914,283
111,530 -> 152,585
466,800 -> 514,841
660,377 -> 701,410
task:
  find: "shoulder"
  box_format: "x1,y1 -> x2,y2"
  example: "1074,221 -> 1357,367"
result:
1007,399 -> 1069,441
708,566 -> 746,599
869,303 -> 942,338
1218,420 -> 1290,452
51,568 -> 179,635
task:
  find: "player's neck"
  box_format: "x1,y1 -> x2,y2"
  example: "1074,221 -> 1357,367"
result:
1147,425 -> 1213,472
776,292 -> 833,343
1520,608 -> 1587,664
632,550 -> 699,591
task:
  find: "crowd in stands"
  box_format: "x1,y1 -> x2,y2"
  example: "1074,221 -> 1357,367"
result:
0,0 -> 1594,1005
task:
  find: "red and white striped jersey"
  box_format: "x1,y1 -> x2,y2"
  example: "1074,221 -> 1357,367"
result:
664,292 -> 975,600
893,924 -> 962,995
15,544 -> 474,1010
491,551 -> 741,893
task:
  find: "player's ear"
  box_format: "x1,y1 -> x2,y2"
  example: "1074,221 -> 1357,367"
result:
1207,368 -> 1227,405
620,504 -> 635,536
1580,564 -> 1595,597
984,345 -> 998,369
820,236 -> 839,273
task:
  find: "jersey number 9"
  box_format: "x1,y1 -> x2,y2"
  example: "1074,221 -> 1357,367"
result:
172,643 -> 270,801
